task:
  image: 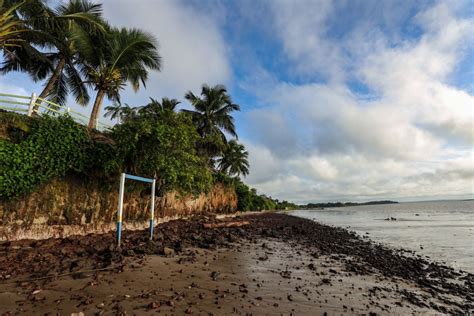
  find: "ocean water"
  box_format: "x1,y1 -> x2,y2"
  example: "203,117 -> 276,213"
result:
290,200 -> 474,273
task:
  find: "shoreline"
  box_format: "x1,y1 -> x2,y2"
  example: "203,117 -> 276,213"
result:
0,213 -> 472,314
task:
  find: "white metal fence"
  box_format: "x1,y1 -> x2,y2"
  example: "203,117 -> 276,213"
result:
0,92 -> 112,131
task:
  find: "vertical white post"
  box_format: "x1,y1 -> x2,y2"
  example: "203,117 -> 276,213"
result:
117,173 -> 126,247
149,179 -> 156,240
27,92 -> 36,117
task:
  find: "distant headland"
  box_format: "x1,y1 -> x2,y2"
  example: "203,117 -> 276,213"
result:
299,200 -> 398,209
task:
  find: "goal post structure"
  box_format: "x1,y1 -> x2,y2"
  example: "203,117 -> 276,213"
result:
116,173 -> 156,247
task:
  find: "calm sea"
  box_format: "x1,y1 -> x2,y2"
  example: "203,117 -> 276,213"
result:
291,200 -> 474,273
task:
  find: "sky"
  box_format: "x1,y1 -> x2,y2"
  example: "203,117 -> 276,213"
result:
1,0 -> 473,203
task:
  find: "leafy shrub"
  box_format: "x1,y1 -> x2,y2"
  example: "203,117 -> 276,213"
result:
84,136 -> 120,179
0,115 -> 89,199
112,110 -> 213,195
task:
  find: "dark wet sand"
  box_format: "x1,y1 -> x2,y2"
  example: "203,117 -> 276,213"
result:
0,213 -> 472,315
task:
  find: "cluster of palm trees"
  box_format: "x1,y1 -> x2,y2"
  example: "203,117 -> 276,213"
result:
0,0 -> 160,129
0,0 -> 249,177
105,84 -> 250,177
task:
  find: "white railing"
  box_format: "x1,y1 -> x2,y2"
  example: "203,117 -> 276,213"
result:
0,92 -> 112,131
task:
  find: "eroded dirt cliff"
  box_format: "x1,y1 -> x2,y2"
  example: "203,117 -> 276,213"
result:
0,177 -> 237,241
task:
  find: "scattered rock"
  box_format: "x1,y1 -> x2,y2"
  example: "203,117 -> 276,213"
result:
258,254 -> 269,261
210,271 -> 220,281
164,247 -> 175,257
146,302 -> 160,310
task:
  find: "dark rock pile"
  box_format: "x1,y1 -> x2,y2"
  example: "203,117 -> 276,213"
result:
0,213 -> 472,313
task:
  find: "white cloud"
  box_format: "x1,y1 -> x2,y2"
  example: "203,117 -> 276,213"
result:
269,0 -> 344,82
101,0 -> 231,103
0,79 -> 28,96
241,1 -> 474,202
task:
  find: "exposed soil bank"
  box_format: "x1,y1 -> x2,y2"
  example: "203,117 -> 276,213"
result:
0,177 -> 237,241
0,213 -> 472,315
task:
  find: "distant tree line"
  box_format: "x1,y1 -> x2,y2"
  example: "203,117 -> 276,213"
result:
299,200 -> 398,209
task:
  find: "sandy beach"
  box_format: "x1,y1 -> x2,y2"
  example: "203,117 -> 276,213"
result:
0,213 -> 472,315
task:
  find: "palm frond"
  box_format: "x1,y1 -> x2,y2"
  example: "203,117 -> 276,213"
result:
64,62 -> 89,105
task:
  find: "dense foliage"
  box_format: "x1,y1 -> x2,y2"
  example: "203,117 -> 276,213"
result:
0,0 -> 297,211
0,114 -> 89,198
111,108 -> 212,195
0,110 -> 295,211
0,111 -> 212,199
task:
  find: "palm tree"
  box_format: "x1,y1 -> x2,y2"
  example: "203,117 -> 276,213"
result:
1,0 -> 104,107
183,84 -> 240,141
104,103 -> 138,122
82,27 -> 161,129
1,0 -> 52,75
139,97 -> 180,116
0,0 -> 26,50
217,140 -> 249,177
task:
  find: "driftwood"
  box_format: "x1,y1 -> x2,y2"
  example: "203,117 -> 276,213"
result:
203,221 -> 250,229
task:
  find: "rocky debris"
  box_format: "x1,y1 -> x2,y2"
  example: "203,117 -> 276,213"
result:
146,302 -> 160,310
307,263 -> 317,271
258,254 -> 269,261
210,271 -> 220,281
280,269 -> 291,279
203,221 -> 249,228
238,284 -> 248,293
0,213 -> 472,313
163,247 -> 175,257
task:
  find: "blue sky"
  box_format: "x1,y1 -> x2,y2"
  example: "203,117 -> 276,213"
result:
1,0 -> 473,203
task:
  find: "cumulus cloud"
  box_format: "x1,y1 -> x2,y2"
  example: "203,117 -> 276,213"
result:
241,1 -> 474,202
101,0 -> 231,103
268,0 -> 343,81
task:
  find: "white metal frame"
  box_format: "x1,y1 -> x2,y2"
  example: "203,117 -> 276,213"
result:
116,173 -> 156,247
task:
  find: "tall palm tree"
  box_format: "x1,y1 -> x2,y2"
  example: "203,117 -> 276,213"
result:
217,140 -> 249,177
1,0 -> 104,107
183,84 -> 240,159
183,84 -> 240,141
82,27 -> 161,129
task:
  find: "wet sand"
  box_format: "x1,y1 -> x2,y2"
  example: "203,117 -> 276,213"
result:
0,213 -> 472,315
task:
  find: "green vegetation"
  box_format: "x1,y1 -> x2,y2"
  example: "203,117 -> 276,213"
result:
0,113 -> 89,198
111,101 -> 211,195
0,0 -> 296,212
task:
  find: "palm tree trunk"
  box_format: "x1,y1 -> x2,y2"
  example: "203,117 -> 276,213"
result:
35,57 -> 66,110
88,89 -> 106,129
